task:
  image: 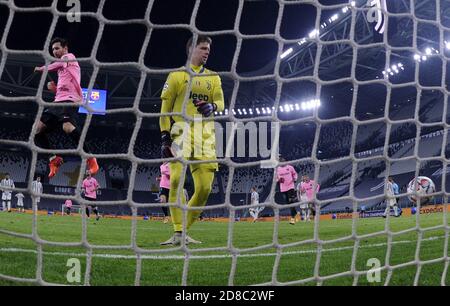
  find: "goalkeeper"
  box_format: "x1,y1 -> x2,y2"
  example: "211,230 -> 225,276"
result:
159,35 -> 224,246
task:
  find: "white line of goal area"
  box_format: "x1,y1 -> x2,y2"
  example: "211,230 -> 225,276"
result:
0,236 -> 445,260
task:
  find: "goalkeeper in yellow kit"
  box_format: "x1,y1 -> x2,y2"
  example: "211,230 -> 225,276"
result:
159,35 -> 224,246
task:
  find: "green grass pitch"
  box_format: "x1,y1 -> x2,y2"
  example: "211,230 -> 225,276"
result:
0,211 -> 448,286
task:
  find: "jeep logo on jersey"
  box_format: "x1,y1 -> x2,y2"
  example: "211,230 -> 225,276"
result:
189,92 -> 210,102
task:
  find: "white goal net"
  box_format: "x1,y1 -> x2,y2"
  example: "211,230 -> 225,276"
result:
0,0 -> 449,286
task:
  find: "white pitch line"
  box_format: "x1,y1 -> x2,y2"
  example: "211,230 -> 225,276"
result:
0,236 -> 445,260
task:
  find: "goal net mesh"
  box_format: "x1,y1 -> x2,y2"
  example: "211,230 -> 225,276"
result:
0,0 -> 449,286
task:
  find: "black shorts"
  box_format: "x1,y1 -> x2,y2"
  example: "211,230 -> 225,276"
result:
83,195 -> 97,208
283,189 -> 297,204
159,187 -> 170,199
40,101 -> 79,132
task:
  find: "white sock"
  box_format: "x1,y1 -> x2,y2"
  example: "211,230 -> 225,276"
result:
7,201 -> 11,211
394,206 -> 398,217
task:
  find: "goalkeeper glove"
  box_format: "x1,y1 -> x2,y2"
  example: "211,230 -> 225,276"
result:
161,131 -> 174,158
193,99 -> 217,117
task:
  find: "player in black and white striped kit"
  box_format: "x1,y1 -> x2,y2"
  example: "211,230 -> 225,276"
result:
1,173 -> 15,212
249,187 -> 263,222
31,176 -> 43,206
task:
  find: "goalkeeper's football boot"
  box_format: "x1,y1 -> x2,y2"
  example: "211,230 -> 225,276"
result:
163,216 -> 169,224
185,235 -> 202,245
48,155 -> 64,178
289,217 -> 296,225
160,232 -> 182,246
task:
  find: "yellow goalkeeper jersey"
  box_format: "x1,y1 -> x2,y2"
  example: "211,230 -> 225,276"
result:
160,64 -> 225,160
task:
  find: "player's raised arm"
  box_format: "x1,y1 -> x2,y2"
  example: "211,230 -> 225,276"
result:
34,54 -> 70,73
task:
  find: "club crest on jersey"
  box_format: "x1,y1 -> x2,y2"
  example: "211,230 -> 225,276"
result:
90,91 -> 100,101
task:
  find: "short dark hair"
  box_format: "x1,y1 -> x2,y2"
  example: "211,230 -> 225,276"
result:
51,37 -> 68,48
186,35 -> 212,55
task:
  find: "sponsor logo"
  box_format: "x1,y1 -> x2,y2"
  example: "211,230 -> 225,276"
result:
419,206 -> 443,214
335,213 -> 353,219
359,209 -> 401,218
189,92 -> 210,102
54,186 -> 75,194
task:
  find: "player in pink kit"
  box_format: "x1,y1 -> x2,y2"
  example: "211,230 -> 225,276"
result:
299,175 -> 320,221
156,162 -> 171,224
82,170 -> 100,221
64,199 -> 73,215
34,37 -> 98,178
276,156 -> 299,225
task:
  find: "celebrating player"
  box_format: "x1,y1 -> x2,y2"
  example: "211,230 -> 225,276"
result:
299,175 -> 320,221
1,173 -> 15,212
276,157 -> 298,225
34,37 -> 98,178
82,170 -> 100,221
159,35 -> 224,246
156,162 -> 171,224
